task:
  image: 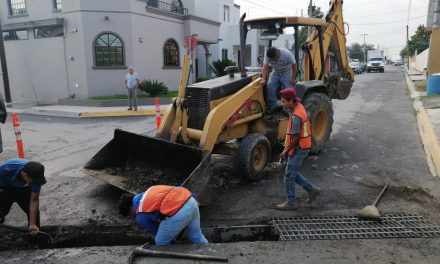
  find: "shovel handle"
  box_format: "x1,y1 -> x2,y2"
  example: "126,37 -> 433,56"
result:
134,248 -> 228,262
372,184 -> 388,207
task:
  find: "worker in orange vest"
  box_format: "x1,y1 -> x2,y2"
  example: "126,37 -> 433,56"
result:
276,88 -> 320,210
119,185 -> 208,245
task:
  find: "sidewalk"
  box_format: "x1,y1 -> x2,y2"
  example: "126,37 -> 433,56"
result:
6,104 -> 167,118
405,68 -> 440,177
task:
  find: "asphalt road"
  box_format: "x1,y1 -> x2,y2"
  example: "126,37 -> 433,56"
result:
1,65 -> 440,263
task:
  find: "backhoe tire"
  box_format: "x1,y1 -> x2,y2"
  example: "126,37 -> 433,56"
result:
302,93 -> 334,154
237,133 -> 271,181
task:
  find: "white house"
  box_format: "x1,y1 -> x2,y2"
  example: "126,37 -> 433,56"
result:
0,0 -> 229,103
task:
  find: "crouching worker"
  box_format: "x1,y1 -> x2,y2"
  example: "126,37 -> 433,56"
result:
119,185 -> 208,245
0,158 -> 46,235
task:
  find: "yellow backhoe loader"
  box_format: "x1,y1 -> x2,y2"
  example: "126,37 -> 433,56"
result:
84,0 -> 354,206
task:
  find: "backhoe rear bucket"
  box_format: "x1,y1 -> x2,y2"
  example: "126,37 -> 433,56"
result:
84,129 -> 212,206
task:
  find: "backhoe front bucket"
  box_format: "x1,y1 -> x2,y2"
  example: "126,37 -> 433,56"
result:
84,129 -> 212,206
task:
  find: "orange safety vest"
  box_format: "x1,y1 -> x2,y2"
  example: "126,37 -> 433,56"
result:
135,185 -> 192,217
285,103 -> 312,156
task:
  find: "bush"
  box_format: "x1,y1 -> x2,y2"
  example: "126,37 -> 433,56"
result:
138,79 -> 168,97
212,59 -> 236,77
196,76 -> 211,83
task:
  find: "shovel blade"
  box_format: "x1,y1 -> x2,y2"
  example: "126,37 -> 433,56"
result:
358,205 -> 381,221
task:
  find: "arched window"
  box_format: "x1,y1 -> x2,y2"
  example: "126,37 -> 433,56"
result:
94,33 -> 124,67
163,39 -> 180,67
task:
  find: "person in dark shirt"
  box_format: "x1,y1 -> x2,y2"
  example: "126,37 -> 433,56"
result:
0,158 -> 46,235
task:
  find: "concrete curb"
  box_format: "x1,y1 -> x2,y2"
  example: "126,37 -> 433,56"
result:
404,70 -> 440,177
58,98 -> 172,107
7,107 -> 167,118
79,108 -> 166,118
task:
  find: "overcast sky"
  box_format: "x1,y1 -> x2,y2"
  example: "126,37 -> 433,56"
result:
234,0 -> 429,59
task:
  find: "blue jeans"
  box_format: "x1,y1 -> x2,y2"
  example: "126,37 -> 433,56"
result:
267,71 -> 292,108
284,148 -> 315,204
155,197 -> 208,245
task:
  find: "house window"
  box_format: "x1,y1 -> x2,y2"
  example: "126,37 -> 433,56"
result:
34,25 -> 64,38
94,33 -> 125,67
223,5 -> 230,22
8,0 -> 27,16
54,0 -> 62,11
2,29 -> 28,40
163,39 -> 180,67
222,49 -> 228,60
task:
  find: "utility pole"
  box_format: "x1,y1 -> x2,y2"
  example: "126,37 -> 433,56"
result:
406,25 -> 410,69
0,15 -> 12,103
406,0 -> 411,70
361,34 -> 368,65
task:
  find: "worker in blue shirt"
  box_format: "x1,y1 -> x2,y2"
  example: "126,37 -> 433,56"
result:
119,185 -> 208,245
0,158 -> 46,236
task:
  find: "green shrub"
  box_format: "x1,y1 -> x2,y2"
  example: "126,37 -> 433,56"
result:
212,59 -> 236,77
196,76 -> 211,83
138,79 -> 168,97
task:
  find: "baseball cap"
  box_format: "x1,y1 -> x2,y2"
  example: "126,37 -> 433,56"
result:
279,88 -> 301,103
23,161 -> 46,185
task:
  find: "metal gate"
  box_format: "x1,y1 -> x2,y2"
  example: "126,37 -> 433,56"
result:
272,214 -> 440,240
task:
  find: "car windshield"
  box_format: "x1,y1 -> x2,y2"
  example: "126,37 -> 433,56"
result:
349,62 -> 359,66
369,58 -> 383,62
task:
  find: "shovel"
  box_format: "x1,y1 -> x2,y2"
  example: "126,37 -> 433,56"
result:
0,224 -> 53,248
358,184 -> 388,221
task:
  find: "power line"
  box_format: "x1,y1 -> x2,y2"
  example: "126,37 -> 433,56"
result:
239,0 -> 290,16
345,6 -> 426,19
345,0 -> 385,9
350,15 -> 426,26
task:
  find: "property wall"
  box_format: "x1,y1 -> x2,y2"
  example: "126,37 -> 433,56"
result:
414,48 -> 429,73
0,0 -> 69,103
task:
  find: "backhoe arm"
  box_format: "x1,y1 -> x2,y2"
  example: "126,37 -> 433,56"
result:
303,0 -> 354,81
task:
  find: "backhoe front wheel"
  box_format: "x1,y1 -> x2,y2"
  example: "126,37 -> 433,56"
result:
303,93 -> 334,154
237,133 -> 271,181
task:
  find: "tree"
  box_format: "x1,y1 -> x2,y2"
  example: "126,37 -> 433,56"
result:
400,25 -> 430,57
347,42 -> 375,62
400,46 -> 409,59
407,25 -> 430,56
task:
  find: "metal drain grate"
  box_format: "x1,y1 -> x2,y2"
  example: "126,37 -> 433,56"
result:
272,214 -> 440,240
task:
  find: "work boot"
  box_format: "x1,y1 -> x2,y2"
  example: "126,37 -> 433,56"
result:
127,107 -> 132,111
275,201 -> 298,210
307,188 -> 321,204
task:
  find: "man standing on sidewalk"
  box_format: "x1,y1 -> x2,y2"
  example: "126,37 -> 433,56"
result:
0,158 -> 46,235
276,88 -> 320,210
260,47 -> 297,111
119,185 -> 208,245
124,67 -> 140,111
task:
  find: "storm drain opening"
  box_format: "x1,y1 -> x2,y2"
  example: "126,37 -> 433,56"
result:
2,214 -> 440,250
272,214 -> 440,241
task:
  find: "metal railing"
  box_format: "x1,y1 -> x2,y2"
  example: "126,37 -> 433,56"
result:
147,0 -> 188,15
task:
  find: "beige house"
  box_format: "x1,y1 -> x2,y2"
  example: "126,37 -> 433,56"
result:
427,0 -> 440,74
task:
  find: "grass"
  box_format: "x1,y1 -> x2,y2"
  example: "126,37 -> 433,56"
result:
89,91 -> 178,100
415,80 -> 427,92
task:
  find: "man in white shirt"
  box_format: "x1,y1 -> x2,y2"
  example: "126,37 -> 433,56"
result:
124,67 -> 140,111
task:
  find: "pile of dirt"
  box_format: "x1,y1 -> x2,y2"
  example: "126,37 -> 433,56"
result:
105,166 -> 183,192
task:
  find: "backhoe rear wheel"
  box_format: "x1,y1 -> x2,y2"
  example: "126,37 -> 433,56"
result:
302,93 -> 334,154
237,133 -> 271,181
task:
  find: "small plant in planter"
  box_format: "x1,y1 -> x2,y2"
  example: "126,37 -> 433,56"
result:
212,59 -> 236,77
138,79 -> 169,97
